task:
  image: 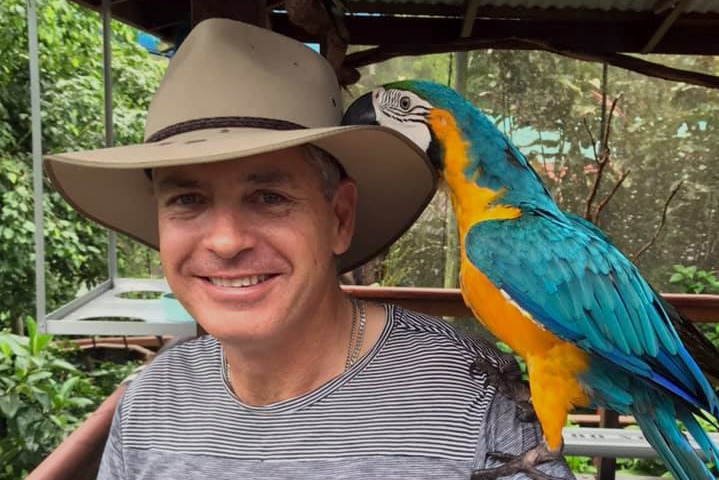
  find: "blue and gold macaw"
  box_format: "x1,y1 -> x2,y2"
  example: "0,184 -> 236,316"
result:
343,80 -> 719,480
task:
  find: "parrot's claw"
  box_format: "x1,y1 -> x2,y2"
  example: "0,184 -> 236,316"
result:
470,356 -> 535,422
471,444 -> 563,480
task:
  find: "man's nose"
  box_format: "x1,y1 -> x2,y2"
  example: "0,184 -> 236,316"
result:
201,207 -> 256,259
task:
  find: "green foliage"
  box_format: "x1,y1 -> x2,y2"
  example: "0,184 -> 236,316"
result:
563,456 -> 596,474
0,0 -> 165,329
668,264 -> 719,347
380,192 -> 449,287
0,319 -> 133,479
669,264 -> 719,294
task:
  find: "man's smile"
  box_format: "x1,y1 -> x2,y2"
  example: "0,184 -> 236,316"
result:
206,275 -> 274,288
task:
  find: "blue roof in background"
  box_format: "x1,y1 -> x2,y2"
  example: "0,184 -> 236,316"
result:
137,31 -> 320,58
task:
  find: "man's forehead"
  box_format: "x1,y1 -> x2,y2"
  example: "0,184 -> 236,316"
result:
152,155 -> 308,189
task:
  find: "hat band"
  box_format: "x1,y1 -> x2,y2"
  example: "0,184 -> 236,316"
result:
146,116 -> 307,143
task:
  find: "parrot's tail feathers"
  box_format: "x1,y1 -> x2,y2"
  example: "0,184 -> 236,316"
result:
677,405 -> 719,468
677,344 -> 719,417
650,345 -> 719,419
649,366 -> 705,411
634,397 -> 718,480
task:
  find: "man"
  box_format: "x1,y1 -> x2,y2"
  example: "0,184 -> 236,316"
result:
45,18 -> 573,479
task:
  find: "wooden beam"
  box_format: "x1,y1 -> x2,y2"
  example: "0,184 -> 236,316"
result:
642,0 -> 691,53
542,44 -> 719,90
344,36 -> 719,90
460,0 -> 480,38
662,293 -> 719,323
344,3 -> 700,23
341,286 -> 719,324
66,1 -> 719,55
191,0 -> 268,27
273,13 -> 719,54
111,0 -> 189,35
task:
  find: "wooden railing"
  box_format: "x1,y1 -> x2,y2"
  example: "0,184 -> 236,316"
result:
342,285 -> 719,323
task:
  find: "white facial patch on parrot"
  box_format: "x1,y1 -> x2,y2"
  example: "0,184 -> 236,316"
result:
372,88 -> 433,152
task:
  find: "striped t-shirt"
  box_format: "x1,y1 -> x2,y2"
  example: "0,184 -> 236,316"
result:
98,305 -> 574,479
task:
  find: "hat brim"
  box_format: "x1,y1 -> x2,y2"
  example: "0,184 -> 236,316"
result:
44,125 -> 437,273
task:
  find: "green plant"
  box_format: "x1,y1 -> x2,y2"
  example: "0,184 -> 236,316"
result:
564,456 -> 596,475
669,264 -> 719,294
0,319 -> 101,479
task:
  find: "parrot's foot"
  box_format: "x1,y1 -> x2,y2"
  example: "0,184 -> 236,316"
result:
470,356 -> 535,422
471,444 -> 563,480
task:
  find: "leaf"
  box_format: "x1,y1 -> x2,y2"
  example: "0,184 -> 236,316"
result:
68,397 -> 94,408
32,389 -> 50,410
0,392 -> 21,418
49,414 -> 66,429
30,333 -> 51,356
49,358 -> 79,372
0,334 -> 29,358
669,273 -> 684,283
25,317 -> 37,340
60,376 -> 79,399
26,371 -> 52,384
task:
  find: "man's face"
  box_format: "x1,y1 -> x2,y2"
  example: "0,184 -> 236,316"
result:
153,147 -> 356,344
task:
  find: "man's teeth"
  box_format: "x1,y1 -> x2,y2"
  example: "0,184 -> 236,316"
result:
209,275 -> 270,287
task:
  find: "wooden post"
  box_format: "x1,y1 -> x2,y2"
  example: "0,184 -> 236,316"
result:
191,0 -> 268,27
596,408 -> 619,480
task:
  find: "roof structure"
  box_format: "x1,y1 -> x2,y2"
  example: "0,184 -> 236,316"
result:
70,0 -> 719,54
67,0 -> 719,88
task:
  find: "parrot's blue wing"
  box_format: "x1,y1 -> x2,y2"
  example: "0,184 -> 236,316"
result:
465,210 -> 716,414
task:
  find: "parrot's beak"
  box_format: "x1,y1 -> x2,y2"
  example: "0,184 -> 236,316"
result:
342,92 -> 377,126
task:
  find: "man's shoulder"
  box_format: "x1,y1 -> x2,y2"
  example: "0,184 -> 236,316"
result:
122,335 -> 221,402
388,305 -> 516,372
149,335 -> 220,371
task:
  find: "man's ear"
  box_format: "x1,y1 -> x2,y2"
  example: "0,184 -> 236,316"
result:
331,179 -> 357,256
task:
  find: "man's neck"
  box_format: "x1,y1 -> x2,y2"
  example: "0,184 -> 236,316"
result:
221,290 -> 352,406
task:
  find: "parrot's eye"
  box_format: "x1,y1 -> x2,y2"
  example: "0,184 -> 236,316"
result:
399,96 -> 411,111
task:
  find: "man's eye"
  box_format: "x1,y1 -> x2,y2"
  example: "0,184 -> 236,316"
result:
168,193 -> 202,206
258,191 -> 287,204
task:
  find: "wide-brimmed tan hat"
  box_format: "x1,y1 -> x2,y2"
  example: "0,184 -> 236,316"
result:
44,18 -> 436,273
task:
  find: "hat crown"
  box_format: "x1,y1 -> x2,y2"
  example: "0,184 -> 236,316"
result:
144,18 -> 342,140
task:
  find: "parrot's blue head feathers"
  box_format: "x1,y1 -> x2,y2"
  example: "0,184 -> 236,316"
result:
343,79 -> 558,212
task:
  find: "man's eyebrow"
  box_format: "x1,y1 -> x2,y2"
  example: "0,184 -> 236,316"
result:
153,176 -> 201,192
245,171 -> 296,185
152,171 -> 296,192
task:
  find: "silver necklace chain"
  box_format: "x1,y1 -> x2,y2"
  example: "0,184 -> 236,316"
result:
224,298 -> 367,386
345,298 -> 366,371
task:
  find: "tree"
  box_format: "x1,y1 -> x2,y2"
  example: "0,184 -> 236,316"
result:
0,0 -> 165,330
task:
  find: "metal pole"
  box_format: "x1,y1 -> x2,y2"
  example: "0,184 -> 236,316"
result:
102,0 -> 118,282
27,0 -> 46,331
442,52 -> 467,290
443,0 -> 477,290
